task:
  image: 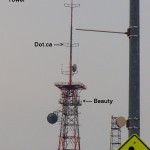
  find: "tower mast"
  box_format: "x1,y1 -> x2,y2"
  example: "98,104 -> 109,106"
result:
69,0 -> 73,84
47,1 -> 86,150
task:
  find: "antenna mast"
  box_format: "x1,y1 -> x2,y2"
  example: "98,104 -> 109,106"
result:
69,0 -> 73,84
47,1 -> 86,150
64,0 -> 80,84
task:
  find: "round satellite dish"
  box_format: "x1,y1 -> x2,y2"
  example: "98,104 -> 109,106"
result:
116,116 -> 126,127
47,113 -> 58,124
72,64 -> 77,72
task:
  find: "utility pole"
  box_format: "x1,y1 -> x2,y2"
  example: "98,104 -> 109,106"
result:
77,0 -> 141,137
128,0 -> 140,136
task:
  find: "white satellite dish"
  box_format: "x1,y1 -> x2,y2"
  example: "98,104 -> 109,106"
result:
116,116 -> 126,128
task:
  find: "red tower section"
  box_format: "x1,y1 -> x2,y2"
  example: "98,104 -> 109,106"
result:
55,82 -> 86,150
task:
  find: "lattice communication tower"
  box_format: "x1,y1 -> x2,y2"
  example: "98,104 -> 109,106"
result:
110,116 -> 121,150
47,0 -> 86,150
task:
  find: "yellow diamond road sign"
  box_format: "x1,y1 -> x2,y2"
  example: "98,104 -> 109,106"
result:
118,134 -> 150,150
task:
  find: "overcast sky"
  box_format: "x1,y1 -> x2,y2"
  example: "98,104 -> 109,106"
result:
0,0 -> 150,150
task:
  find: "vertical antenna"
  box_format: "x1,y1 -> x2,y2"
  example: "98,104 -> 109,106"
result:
69,0 -> 73,85
64,0 -> 80,85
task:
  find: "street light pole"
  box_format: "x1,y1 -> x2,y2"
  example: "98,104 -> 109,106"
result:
128,0 -> 140,136
77,0 -> 141,137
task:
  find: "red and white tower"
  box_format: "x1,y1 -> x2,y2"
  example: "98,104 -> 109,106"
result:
47,0 -> 86,150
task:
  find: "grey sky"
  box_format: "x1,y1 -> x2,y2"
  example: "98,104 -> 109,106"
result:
0,0 -> 150,150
